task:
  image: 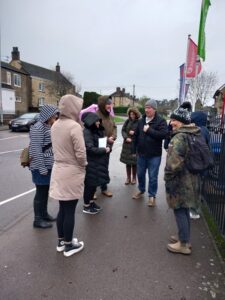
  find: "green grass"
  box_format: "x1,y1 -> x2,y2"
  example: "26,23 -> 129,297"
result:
202,204 -> 225,261
114,116 -> 125,123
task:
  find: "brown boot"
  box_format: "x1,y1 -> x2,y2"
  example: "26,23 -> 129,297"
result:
131,165 -> 137,184
148,196 -> 156,207
169,236 -> 192,249
132,191 -> 144,199
167,241 -> 191,255
125,178 -> 131,185
102,190 -> 113,197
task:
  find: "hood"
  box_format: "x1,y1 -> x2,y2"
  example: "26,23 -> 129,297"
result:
127,107 -> 141,119
172,124 -> 201,136
97,95 -> 111,116
82,112 -> 101,128
39,105 -> 59,123
59,94 -> 83,122
191,111 -> 207,127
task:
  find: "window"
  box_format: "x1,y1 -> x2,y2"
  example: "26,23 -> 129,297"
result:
38,97 -> 45,107
7,72 -> 11,85
13,74 -> 21,87
38,82 -> 45,92
15,96 -> 22,103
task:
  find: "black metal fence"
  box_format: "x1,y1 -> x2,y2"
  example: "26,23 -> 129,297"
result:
203,114 -> 225,237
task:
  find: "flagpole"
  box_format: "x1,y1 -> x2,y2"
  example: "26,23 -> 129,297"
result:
182,34 -> 191,104
192,55 -> 200,112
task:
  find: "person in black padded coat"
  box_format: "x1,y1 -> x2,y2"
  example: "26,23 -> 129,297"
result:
82,112 -> 111,214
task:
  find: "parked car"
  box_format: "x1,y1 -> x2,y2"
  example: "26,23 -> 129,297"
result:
9,113 -> 39,131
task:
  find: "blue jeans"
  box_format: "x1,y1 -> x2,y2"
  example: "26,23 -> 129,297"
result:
174,208 -> 190,243
137,156 -> 161,197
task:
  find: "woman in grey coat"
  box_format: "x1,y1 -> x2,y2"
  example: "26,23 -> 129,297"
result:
120,107 -> 141,184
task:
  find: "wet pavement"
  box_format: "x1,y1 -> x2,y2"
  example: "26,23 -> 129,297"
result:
0,126 -> 225,300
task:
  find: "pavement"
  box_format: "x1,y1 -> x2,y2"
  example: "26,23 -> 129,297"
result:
0,125 -> 9,131
1,129 -> 225,299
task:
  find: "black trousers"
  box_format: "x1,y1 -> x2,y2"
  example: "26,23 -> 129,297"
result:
57,200 -> 78,242
83,185 -> 96,205
33,185 -> 49,219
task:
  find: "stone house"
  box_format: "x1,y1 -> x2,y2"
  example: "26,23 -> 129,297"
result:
110,87 -> 134,107
213,84 -> 225,114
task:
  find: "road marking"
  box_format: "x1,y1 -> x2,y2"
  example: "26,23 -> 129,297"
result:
0,188 -> 35,206
0,149 -> 23,155
0,135 -> 28,141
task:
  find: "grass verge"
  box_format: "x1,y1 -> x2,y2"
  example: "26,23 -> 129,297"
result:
114,116 -> 125,123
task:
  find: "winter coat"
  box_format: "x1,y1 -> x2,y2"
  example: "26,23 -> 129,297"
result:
29,105 -> 59,176
96,96 -> 117,139
120,107 -> 141,165
164,124 -> 201,209
49,95 -> 87,201
82,112 -> 110,187
133,112 -> 168,157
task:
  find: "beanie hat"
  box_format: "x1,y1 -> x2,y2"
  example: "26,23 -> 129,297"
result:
145,99 -> 157,110
170,107 -> 191,124
180,101 -> 192,112
105,96 -> 112,104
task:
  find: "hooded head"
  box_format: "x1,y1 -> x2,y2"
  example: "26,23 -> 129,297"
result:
81,112 -> 101,129
39,105 -> 59,123
59,94 -> 83,122
170,107 -> 191,125
191,111 -> 207,127
97,95 -> 112,115
127,107 -> 141,119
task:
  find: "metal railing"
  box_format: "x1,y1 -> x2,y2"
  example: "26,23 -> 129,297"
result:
203,114 -> 225,237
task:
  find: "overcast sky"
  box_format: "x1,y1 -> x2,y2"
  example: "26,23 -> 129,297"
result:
1,0 -> 225,100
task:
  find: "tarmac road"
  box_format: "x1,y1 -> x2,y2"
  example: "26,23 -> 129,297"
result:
0,127 -> 225,300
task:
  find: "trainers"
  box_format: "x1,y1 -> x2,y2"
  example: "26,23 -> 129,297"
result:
125,178 -> 131,185
101,190 -> 113,197
56,237 -> 78,252
131,179 -> 136,185
169,236 -> 192,249
190,211 -> 200,219
83,205 -> 99,215
148,196 -> 156,207
167,241 -> 191,255
90,201 -> 102,211
64,240 -> 84,257
132,191 -> 144,199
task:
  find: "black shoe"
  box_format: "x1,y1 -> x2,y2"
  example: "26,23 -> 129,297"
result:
91,201 -> 102,211
83,206 -> 99,215
33,219 -> 53,229
43,214 -> 56,222
64,241 -> 84,257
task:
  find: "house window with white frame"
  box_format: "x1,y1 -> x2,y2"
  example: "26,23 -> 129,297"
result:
38,97 -> 45,107
38,82 -> 45,92
13,73 -> 21,87
7,72 -> 11,85
15,96 -> 22,103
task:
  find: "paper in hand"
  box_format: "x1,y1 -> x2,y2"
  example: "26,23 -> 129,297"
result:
98,137 -> 107,148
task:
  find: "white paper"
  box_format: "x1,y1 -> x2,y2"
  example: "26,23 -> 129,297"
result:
98,137 -> 107,148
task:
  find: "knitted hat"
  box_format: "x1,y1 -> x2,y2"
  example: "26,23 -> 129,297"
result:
145,99 -> 157,110
170,107 -> 191,124
105,96 -> 112,104
180,101 -> 192,112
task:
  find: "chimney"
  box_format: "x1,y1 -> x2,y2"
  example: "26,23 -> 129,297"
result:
122,88 -> 125,94
116,87 -> 120,93
11,47 -> 20,61
56,62 -> 60,72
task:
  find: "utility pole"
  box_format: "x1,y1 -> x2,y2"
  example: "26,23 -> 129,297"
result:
132,84 -> 135,106
0,29 -> 3,125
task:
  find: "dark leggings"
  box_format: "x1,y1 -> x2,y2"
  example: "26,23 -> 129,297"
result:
34,185 -> 49,218
57,200 -> 78,242
83,185 -> 96,205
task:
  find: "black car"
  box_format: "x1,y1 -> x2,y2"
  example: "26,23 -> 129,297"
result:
9,113 -> 39,131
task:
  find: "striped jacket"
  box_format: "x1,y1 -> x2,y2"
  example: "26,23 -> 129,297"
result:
29,105 -> 58,175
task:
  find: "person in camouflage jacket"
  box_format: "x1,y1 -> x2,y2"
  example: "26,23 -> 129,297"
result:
164,107 -> 201,255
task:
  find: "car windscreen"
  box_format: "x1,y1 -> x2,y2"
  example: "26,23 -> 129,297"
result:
19,113 -> 37,119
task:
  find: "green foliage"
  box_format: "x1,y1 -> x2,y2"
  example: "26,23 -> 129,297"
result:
113,106 -> 129,114
83,91 -> 101,108
114,116 -> 125,123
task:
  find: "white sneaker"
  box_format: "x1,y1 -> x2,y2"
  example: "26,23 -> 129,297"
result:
190,211 -> 200,219
64,241 -> 84,257
56,237 -> 79,252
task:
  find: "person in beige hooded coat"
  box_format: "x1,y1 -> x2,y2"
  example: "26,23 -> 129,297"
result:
50,94 -> 87,257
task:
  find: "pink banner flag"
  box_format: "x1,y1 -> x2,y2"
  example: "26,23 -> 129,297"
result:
186,38 -> 202,78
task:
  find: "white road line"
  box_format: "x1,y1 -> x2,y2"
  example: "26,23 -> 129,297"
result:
0,149 -> 23,155
0,135 -> 28,141
0,188 -> 36,207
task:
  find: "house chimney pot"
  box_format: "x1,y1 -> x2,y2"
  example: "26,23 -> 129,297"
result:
116,87 -> 120,93
56,62 -> 60,72
11,47 -> 20,60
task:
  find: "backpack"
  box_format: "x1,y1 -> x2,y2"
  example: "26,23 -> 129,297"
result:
185,133 -> 214,174
20,147 -> 32,167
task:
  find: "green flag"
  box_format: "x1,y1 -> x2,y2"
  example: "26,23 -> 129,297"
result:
197,0 -> 211,61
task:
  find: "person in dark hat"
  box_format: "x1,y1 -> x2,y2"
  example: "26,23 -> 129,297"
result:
164,107 -> 201,255
96,95 -> 117,197
132,99 -> 168,207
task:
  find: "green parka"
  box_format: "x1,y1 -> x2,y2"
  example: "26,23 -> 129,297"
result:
164,124 -> 201,209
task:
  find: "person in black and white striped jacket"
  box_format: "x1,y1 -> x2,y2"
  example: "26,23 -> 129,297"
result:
29,105 -> 59,229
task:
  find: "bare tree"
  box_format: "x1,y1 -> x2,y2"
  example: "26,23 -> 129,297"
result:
186,71 -> 218,107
